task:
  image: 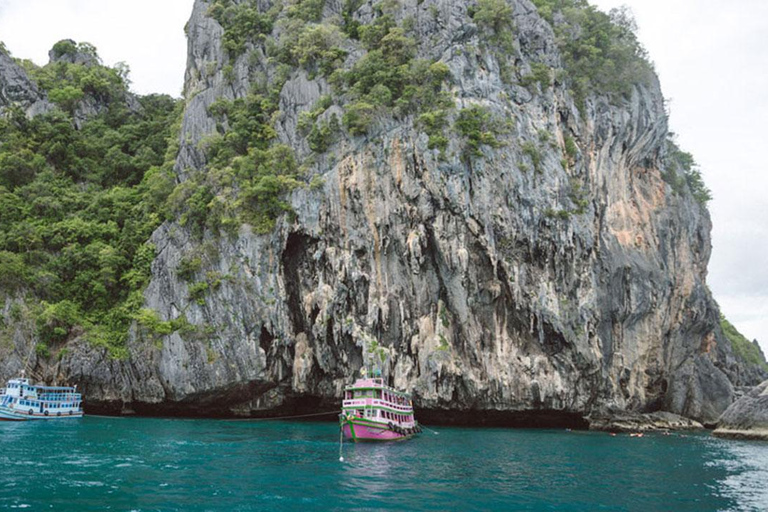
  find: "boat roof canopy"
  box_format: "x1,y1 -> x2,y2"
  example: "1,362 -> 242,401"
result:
344,385 -> 412,398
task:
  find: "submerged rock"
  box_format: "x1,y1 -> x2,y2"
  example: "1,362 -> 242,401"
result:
714,381 -> 768,440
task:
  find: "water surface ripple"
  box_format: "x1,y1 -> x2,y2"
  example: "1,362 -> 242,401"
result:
1,417 -> 766,511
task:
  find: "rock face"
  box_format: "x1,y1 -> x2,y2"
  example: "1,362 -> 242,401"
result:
714,381 -> 768,440
589,411 -> 703,432
1,0 -> 765,426
0,50 -> 51,116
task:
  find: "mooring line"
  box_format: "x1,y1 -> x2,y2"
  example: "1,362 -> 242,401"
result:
85,411 -> 340,422
420,423 -> 440,435
227,410 -> 340,422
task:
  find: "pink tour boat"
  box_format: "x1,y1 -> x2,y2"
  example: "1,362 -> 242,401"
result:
339,371 -> 422,442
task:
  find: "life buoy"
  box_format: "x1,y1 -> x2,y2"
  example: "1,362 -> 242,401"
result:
69,411 -> 73,416
28,409 -> 33,415
57,412 -> 61,417
44,410 -> 49,416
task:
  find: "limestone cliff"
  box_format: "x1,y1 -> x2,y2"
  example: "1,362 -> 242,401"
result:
0,49 -> 51,116
1,0 -> 765,426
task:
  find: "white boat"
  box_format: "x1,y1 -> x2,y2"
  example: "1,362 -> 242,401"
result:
0,376 -> 83,421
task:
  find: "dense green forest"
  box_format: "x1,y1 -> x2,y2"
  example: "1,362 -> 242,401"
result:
0,42 -> 181,358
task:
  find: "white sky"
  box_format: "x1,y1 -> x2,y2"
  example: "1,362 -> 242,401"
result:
0,0 -> 766,351
0,0 -> 189,96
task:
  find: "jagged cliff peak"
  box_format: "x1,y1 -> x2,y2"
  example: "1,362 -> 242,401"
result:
47,39 -> 101,67
0,45 -> 52,117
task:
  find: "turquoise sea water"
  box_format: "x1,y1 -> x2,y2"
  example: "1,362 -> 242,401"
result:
1,417 -> 767,511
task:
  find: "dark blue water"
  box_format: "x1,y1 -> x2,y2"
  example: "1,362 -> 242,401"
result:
1,417 -> 767,511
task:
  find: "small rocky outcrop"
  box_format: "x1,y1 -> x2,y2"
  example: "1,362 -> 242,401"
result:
589,411 -> 704,432
47,39 -> 100,67
0,49 -> 51,116
714,380 -> 768,440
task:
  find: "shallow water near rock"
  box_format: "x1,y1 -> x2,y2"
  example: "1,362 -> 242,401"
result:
1,417 -> 767,511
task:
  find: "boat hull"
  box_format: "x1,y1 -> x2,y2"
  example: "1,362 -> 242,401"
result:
341,418 -> 416,442
0,406 -> 83,421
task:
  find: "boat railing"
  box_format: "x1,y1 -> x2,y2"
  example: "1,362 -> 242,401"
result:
342,398 -> 413,411
37,393 -> 80,400
371,399 -> 412,411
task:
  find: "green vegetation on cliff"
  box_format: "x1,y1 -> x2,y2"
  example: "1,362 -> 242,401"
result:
177,0 -> 455,237
664,139 -> 712,205
721,316 -> 767,370
0,0 -> 714,359
0,42 -> 181,357
531,0 -> 654,105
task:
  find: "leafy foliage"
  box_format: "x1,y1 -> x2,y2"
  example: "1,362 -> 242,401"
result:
207,0 -> 278,57
199,78 -> 302,234
308,114 -> 341,152
417,109 -> 450,153
664,139 -> 712,205
276,18 -> 347,77
23,49 -> 128,108
455,105 -> 505,158
521,141 -> 543,173
520,62 -> 551,92
286,0 -> 327,23
721,315 -> 767,370
338,18 -> 453,136
470,0 -> 514,35
341,0 -> 365,39
0,43 -> 181,357
530,0 -> 654,106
